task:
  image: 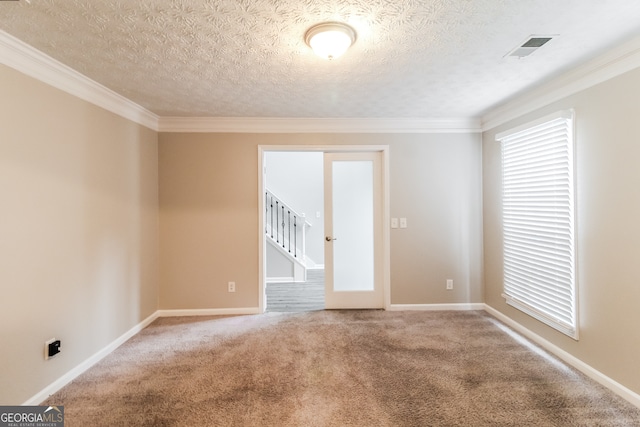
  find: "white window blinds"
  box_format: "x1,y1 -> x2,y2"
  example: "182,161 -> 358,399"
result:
496,110 -> 578,339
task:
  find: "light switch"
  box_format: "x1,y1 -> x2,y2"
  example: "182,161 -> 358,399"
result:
400,218 -> 407,228
391,218 -> 398,229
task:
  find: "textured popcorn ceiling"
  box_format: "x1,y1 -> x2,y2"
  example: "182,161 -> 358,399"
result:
1,0 -> 640,118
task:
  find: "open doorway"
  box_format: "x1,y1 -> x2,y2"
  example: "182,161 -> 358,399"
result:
263,151 -> 325,312
258,145 -> 391,313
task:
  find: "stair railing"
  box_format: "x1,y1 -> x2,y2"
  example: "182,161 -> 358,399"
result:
265,189 -> 311,263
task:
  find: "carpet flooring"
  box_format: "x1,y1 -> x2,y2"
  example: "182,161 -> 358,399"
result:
44,310 -> 640,426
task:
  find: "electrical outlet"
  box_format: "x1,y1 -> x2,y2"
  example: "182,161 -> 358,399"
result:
446,279 -> 453,290
228,281 -> 236,292
45,338 -> 61,360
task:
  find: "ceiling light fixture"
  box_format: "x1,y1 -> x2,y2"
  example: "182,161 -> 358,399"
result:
305,22 -> 356,60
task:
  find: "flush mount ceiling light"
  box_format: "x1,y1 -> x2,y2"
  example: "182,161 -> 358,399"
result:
305,22 -> 356,60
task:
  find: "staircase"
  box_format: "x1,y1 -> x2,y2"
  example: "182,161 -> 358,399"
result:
265,189 -> 311,282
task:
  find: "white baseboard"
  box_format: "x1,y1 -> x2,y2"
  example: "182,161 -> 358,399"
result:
26,303 -> 639,410
157,307 -> 262,317
24,311 -> 160,405
24,307 -> 261,404
484,304 -> 640,409
266,276 -> 294,283
388,303 -> 485,311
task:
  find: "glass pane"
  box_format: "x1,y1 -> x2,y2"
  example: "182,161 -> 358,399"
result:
332,160 -> 374,291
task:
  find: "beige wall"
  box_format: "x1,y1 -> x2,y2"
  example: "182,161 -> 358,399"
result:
483,67 -> 640,394
158,133 -> 483,309
0,65 -> 159,404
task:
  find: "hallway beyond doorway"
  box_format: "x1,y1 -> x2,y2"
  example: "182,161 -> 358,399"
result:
266,269 -> 325,312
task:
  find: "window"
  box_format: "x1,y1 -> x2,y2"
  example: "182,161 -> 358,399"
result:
496,110 -> 578,339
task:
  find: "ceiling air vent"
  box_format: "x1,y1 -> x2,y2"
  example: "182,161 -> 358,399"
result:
506,35 -> 556,58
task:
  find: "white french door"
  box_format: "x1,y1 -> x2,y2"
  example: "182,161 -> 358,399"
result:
323,152 -> 384,309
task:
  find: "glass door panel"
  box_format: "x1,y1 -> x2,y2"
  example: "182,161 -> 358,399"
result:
324,152 -> 383,309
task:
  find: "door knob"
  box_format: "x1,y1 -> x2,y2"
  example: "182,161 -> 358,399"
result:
325,236 -> 337,242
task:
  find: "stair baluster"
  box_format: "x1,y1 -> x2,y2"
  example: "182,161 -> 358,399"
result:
294,216 -> 297,258
264,190 -> 310,271
276,201 -> 279,243
281,206 -> 285,248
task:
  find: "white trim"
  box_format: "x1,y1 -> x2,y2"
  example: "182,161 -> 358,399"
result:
495,109 -> 573,141
157,308 -> 261,317
24,304 -> 640,410
6,21 -> 640,136
388,303 -> 485,311
266,234 -> 307,269
484,304 -> 640,409
0,30 -> 159,131
382,148 -> 392,311
23,311 -> 160,405
258,148 -> 266,313
483,34 -> 640,131
266,276 -> 295,283
0,29 -> 479,134
259,145 -> 391,314
160,117 -> 482,134
260,145 -> 391,153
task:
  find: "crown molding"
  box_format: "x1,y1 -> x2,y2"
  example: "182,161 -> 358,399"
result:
0,29 -> 481,135
0,30 -> 159,131
482,34 -> 640,132
158,116 -> 482,133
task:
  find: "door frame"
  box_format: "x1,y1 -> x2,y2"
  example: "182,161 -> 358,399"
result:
258,145 -> 391,313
